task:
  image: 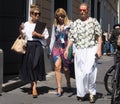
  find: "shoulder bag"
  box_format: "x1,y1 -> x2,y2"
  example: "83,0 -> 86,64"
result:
11,35 -> 27,54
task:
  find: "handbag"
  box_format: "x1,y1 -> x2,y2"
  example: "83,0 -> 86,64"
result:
11,35 -> 27,54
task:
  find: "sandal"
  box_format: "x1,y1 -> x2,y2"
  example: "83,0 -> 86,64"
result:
89,94 -> 96,103
56,87 -> 63,97
77,96 -> 85,102
32,88 -> 38,98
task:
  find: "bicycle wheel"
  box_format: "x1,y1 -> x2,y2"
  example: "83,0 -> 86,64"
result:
104,65 -> 115,94
111,63 -> 120,104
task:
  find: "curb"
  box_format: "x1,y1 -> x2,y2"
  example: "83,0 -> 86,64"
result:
2,79 -> 27,93
2,71 -> 55,93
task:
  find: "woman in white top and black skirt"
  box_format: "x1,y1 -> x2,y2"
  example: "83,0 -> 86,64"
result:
19,4 -> 49,98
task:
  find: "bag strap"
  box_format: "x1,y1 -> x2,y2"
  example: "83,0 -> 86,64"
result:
92,18 -> 99,42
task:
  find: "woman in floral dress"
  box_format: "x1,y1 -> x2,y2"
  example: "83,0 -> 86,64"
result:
49,8 -> 73,97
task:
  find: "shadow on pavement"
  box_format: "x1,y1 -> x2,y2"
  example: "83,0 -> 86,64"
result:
21,86 -> 56,95
20,86 -> 77,97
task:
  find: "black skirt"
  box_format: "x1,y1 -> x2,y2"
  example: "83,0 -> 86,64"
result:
19,41 -> 46,82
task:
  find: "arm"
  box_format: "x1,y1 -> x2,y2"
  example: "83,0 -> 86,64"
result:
32,32 -> 44,39
94,18 -> 102,58
32,27 -> 49,39
49,25 -> 55,54
19,22 -> 27,39
19,22 -> 24,34
64,40 -> 73,59
96,36 -> 102,58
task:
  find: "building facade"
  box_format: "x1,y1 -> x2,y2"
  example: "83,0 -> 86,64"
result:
34,0 -> 118,32
0,0 -> 119,74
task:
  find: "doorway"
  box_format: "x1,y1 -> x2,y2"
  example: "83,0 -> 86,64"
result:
54,0 -> 67,12
0,0 -> 27,74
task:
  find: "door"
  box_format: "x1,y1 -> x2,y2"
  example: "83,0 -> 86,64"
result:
0,0 -> 27,74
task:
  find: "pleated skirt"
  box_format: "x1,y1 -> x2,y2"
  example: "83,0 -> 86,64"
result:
19,41 -> 46,82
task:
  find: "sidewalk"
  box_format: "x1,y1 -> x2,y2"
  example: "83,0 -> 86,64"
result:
2,71 -> 76,97
2,47 -> 53,93
2,55 -> 114,93
0,55 -> 114,104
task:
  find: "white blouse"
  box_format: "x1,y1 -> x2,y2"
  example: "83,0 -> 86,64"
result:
22,21 -> 49,46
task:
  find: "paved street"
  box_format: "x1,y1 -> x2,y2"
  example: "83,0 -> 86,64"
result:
0,55 -> 114,104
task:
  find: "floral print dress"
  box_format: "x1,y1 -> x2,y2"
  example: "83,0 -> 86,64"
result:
50,23 -> 73,70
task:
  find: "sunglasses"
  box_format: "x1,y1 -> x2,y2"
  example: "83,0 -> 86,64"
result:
33,12 -> 41,16
56,15 -> 65,19
79,9 -> 88,12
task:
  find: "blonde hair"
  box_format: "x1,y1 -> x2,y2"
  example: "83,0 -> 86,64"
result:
30,4 -> 41,14
53,8 -> 70,27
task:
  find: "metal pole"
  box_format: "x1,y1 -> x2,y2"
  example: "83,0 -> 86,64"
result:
0,49 -> 3,95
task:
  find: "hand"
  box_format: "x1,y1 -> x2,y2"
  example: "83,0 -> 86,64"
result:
20,34 -> 26,39
32,31 -> 41,37
32,31 -> 38,36
47,54 -> 51,59
19,22 -> 24,34
96,51 -> 102,59
47,48 -> 52,59
20,22 -> 24,30
66,31 -> 69,35
64,50 -> 68,59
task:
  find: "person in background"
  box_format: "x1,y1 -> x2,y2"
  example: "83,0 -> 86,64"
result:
49,8 -> 73,97
109,24 -> 120,53
113,24 -> 120,30
64,3 -> 102,103
19,4 -> 49,98
109,24 -> 120,63
102,31 -> 110,55
109,31 -> 115,55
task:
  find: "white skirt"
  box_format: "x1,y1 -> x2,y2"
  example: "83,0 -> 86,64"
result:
74,45 -> 98,97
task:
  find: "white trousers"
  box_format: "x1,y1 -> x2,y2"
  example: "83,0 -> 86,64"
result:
74,45 -> 98,97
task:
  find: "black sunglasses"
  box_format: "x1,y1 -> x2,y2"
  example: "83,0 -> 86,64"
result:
33,12 -> 41,16
56,15 -> 65,19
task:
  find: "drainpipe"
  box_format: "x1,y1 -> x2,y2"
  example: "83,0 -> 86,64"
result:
67,0 -> 72,19
118,0 -> 120,23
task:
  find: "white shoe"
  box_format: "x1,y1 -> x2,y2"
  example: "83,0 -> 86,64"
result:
103,53 -> 106,55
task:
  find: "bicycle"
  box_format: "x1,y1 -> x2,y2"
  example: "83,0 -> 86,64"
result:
104,51 -> 117,95
111,51 -> 120,104
104,65 -> 115,94
104,51 -> 120,104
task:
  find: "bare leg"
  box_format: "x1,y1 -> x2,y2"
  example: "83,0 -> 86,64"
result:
32,81 -> 38,98
55,57 -> 62,94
